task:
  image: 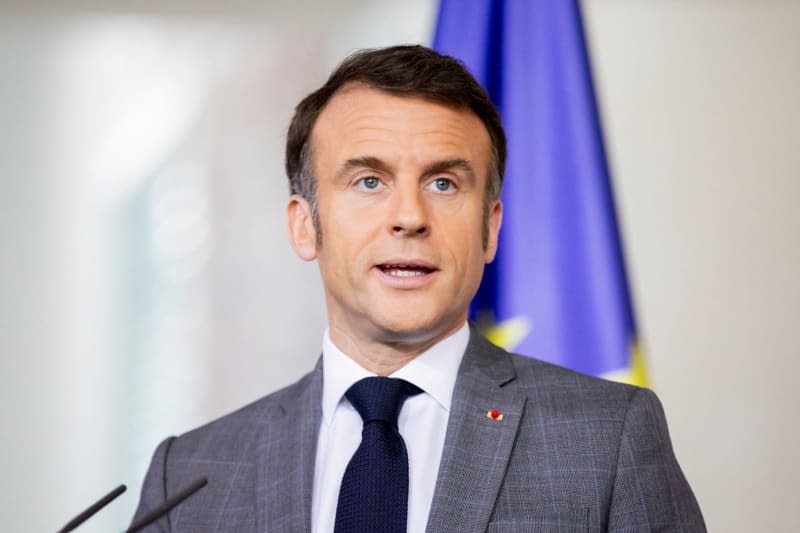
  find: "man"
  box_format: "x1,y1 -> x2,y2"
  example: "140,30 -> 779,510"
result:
132,45 -> 704,532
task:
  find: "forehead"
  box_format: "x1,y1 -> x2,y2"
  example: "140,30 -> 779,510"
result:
310,84 -> 491,167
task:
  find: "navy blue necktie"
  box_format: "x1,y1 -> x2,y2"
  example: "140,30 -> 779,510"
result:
334,377 -> 423,533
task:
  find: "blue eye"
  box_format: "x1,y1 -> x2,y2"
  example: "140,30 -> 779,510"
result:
358,177 -> 381,190
433,178 -> 453,192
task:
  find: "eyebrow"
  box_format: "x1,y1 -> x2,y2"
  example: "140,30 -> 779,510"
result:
337,156 -> 395,180
421,158 -> 476,178
337,156 -> 476,180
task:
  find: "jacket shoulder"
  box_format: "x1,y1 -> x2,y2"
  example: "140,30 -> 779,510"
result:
480,343 -> 705,530
508,350 -> 641,401
131,367 -> 321,530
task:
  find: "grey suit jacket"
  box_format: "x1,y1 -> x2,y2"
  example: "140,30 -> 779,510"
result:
132,329 -> 705,532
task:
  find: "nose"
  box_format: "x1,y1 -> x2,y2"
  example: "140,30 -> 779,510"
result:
390,184 -> 429,237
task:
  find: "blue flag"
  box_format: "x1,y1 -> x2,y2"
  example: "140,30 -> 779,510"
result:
434,0 -> 646,385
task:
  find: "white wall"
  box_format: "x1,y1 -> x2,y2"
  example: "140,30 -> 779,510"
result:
0,1 -> 797,531
584,2 -> 800,530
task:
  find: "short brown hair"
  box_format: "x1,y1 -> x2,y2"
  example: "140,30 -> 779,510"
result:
285,45 -> 506,240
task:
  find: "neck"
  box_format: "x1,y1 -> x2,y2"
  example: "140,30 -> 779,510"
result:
328,320 -> 466,376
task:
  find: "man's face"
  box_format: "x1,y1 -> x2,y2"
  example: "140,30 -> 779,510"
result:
287,84 -> 502,346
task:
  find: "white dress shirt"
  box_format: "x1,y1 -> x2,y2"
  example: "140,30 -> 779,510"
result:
311,322 -> 469,533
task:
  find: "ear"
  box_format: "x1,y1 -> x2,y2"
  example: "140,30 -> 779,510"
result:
286,194 -> 318,261
484,199 -> 503,263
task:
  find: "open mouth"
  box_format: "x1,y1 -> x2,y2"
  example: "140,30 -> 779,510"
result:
377,263 -> 437,277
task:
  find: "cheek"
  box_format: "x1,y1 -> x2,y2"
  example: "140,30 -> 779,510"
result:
443,219 -> 487,273
319,210 -> 377,270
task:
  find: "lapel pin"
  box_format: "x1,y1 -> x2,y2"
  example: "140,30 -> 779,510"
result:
486,409 -> 504,421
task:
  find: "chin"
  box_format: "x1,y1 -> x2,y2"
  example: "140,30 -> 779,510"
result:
370,309 -> 458,345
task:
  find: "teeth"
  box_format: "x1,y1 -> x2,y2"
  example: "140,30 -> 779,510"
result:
386,269 -> 426,277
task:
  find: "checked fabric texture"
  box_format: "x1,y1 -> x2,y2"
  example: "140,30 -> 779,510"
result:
334,377 -> 423,533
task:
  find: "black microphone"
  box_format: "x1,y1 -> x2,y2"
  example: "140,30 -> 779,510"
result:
126,477 -> 208,533
56,484 -> 127,533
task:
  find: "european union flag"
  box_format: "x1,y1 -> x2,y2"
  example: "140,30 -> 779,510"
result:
435,0 -> 646,385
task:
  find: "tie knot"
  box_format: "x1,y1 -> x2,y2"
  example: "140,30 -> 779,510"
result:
345,377 -> 423,427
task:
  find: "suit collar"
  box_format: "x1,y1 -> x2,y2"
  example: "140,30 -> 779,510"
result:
257,358 -> 322,533
458,324 -> 518,386
426,326 -> 526,533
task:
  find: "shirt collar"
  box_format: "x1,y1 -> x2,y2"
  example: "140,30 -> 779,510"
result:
320,322 -> 469,426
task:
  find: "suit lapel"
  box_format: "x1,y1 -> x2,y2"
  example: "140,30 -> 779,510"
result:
426,329 -> 526,533
257,360 -> 322,533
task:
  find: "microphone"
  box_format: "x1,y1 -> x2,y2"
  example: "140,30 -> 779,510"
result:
126,477 -> 208,533
56,484 -> 127,533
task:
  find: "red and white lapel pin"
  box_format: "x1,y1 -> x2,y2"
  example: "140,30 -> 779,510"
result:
486,409 -> 504,421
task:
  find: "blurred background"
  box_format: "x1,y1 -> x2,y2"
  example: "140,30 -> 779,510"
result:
1,0 -> 798,531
